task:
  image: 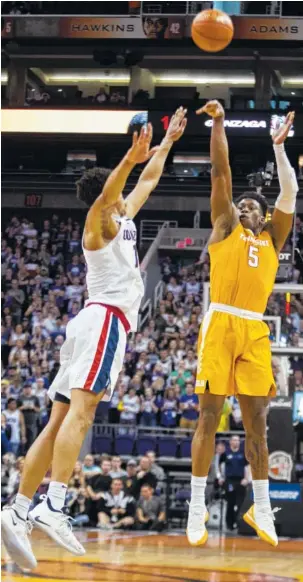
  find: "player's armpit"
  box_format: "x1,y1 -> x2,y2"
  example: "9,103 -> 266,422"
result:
267,207 -> 294,253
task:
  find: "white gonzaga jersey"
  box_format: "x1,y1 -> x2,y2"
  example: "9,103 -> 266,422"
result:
83,216 -> 144,331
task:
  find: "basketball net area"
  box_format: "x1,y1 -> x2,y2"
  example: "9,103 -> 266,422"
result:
202,282 -> 303,397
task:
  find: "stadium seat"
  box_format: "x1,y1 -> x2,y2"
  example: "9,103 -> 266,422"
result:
136,436 -> 157,455
158,437 -> 177,458
180,437 -> 192,458
92,435 -> 112,455
115,435 -> 135,455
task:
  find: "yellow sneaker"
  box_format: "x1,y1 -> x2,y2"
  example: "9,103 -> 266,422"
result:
243,504 -> 279,547
186,503 -> 209,547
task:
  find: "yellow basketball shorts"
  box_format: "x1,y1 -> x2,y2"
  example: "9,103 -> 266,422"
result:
195,306 -> 276,397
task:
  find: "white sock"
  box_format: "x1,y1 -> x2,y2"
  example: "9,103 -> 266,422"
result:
190,475 -> 207,506
47,481 -> 68,512
13,494 -> 31,521
252,480 -> 271,511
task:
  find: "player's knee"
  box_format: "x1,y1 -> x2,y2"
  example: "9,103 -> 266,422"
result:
71,406 -> 95,432
244,406 -> 267,438
197,405 -> 221,435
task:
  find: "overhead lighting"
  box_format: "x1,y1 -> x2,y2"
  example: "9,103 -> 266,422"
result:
283,77 -> 303,86
1,71 -> 8,83
154,74 -> 255,85
45,72 -> 130,84
291,92 -> 296,95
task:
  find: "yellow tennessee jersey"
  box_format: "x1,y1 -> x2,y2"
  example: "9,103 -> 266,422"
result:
209,223 -> 278,313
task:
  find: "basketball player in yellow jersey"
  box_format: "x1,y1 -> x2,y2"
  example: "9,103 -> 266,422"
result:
187,101 -> 298,548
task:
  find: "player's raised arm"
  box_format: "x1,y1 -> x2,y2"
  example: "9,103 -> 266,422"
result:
93,123 -> 158,210
126,107 -> 187,219
269,112 -> 299,252
197,100 -> 233,226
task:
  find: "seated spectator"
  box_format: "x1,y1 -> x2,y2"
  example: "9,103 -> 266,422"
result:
82,454 -> 101,478
86,459 -> 112,525
145,451 -> 165,482
3,397 -> 26,456
179,383 -> 199,430
66,461 -> 87,517
134,456 -> 157,497
94,87 -> 109,104
97,478 -> 135,530
109,456 -> 127,479
136,484 -> 166,532
123,459 -> 138,497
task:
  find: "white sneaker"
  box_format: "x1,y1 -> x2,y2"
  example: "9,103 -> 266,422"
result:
243,504 -> 279,547
186,502 -> 209,546
1,506 -> 37,570
28,497 -> 85,556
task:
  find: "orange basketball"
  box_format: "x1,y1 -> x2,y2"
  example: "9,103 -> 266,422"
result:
191,9 -> 234,53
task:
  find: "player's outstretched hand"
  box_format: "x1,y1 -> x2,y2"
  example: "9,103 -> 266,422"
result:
196,100 -> 225,119
165,106 -> 188,142
127,123 -> 160,164
272,111 -> 295,145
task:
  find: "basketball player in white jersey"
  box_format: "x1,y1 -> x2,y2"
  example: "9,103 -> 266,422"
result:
1,108 -> 187,570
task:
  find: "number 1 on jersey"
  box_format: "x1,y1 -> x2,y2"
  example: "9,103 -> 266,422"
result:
133,244 -> 139,268
248,245 -> 259,268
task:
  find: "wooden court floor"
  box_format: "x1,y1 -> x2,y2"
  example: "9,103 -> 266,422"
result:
2,529 -> 303,582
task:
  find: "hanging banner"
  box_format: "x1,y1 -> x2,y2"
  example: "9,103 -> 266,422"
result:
60,16 -> 184,39
232,16 -> 303,40
3,14 -> 303,41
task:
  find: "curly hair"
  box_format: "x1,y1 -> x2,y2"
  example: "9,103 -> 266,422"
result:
235,191 -> 268,217
76,167 -> 111,207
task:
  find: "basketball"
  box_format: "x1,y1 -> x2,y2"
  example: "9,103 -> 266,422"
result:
191,9 -> 234,53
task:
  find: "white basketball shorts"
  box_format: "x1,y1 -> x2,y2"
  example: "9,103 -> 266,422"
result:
48,302 -> 130,403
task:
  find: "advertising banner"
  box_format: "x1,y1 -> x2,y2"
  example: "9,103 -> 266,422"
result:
60,16 -> 184,39
2,109 -> 303,138
232,16 -> 303,41
2,14 -> 303,41
1,109 -> 148,135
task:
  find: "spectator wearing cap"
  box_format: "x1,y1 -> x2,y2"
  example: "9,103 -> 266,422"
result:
3,398 -> 26,456
18,384 -> 40,451
123,459 -> 139,497
179,382 -> 199,430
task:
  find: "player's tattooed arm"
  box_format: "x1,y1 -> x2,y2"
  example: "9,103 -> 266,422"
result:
126,107 -> 187,219
197,101 -> 235,228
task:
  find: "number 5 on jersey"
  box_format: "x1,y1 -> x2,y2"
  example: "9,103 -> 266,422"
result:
248,245 -> 259,268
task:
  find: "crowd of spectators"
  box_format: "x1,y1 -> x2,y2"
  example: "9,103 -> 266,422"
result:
1,451 -> 166,531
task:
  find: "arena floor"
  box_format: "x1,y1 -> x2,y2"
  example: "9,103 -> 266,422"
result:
1,529 -> 303,582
